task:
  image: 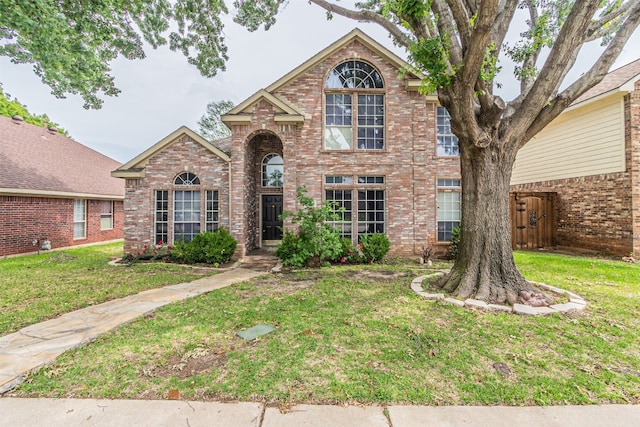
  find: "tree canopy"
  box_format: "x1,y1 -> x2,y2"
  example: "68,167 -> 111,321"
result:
0,86 -> 68,134
1,0 -> 229,109
198,99 -> 235,141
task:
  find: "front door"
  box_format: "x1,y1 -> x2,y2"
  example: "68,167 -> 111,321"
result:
513,196 -> 547,249
262,195 -> 283,241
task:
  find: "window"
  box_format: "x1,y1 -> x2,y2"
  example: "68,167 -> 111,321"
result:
325,61 -> 384,150
174,190 -> 201,242
358,189 -> 385,235
155,190 -> 169,244
172,171 -> 201,242
73,199 -> 86,239
100,201 -> 113,230
174,172 -> 200,185
437,179 -> 461,241
262,154 -> 284,187
325,175 -> 385,240
437,107 -> 459,156
325,189 -> 353,239
206,190 -> 219,231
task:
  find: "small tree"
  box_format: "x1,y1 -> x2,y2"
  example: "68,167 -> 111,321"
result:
275,187 -> 343,267
198,99 -> 235,141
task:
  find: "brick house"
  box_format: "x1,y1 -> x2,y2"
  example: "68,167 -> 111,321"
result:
511,59 -> 640,257
0,115 -> 125,257
113,29 -> 463,257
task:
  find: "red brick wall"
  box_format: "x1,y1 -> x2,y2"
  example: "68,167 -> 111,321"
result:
510,83 -> 640,257
226,39 -> 460,256
0,196 -> 123,257
122,135 -> 230,255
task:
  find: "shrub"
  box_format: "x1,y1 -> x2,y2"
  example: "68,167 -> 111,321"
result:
171,228 -> 237,265
275,187 -> 343,267
360,233 -> 390,262
275,230 -> 313,268
447,226 -> 461,260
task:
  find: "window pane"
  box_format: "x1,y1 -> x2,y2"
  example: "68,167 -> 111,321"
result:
437,190 -> 461,241
437,107 -> 459,156
325,126 -> 353,150
155,191 -> 168,244
73,200 -> 86,239
326,189 -> 353,239
174,190 -> 201,242
357,189 -> 385,238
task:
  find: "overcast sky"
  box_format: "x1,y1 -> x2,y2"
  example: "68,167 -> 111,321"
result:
1,2 -> 639,164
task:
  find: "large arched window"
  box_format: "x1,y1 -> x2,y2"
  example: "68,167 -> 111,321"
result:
325,60 -> 385,150
262,154 -> 284,187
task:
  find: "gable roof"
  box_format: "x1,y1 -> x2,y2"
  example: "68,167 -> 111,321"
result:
266,28 -> 423,93
112,126 -> 230,178
573,58 -> 640,106
222,89 -> 306,125
0,116 -> 124,199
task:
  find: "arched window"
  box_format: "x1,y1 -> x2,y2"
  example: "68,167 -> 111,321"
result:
173,172 -> 200,186
325,61 -> 385,151
262,154 -> 284,187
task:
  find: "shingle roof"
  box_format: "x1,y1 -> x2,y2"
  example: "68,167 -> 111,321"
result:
573,58 -> 640,105
0,116 -> 124,198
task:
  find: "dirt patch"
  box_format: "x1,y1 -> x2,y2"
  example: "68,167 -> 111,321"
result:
43,252 -> 77,263
148,348 -> 227,379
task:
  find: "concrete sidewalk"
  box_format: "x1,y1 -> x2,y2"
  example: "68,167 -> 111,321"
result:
0,398 -> 639,426
0,266 -> 265,394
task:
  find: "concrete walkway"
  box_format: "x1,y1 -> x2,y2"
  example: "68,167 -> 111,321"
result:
0,266 -> 266,394
0,398 -> 638,426
1,254 -> 639,425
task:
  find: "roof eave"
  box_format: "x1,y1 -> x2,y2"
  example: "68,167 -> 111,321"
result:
0,188 -> 124,200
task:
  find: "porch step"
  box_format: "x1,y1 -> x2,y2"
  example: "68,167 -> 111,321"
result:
240,250 -> 280,272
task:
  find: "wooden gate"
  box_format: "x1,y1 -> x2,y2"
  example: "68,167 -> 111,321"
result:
510,192 -> 556,250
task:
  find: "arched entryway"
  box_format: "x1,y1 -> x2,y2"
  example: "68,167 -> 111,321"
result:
246,132 -> 284,249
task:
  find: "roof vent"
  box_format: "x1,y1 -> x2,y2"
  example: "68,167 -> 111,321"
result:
12,115 -> 24,122
48,126 -> 57,133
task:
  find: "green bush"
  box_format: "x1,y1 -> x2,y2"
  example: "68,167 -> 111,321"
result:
275,187 -> 343,267
171,228 -> 237,265
359,233 -> 390,262
446,226 -> 461,260
275,230 -> 313,268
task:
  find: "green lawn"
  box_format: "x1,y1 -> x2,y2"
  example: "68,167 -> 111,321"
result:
0,242 -> 213,335
10,250 -> 640,406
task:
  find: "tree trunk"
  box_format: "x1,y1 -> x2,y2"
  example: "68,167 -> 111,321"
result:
439,140 -> 534,305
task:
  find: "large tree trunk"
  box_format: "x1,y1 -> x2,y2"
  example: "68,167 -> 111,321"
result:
439,140 -> 534,305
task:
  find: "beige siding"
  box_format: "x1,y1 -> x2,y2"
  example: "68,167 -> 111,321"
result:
511,95 -> 626,185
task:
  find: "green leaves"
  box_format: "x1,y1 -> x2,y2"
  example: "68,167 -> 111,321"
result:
408,36 -> 453,92
0,0 -> 229,109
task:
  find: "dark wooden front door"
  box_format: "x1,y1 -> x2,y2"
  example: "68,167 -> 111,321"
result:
262,195 -> 283,241
510,193 -> 556,250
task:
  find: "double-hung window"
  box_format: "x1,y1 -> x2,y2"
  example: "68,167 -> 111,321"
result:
325,61 -> 385,151
73,199 -> 86,239
437,179 -> 461,241
100,201 -> 113,230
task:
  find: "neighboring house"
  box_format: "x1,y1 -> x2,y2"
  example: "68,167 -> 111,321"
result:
511,59 -> 640,257
113,29 -> 463,257
0,115 -> 125,257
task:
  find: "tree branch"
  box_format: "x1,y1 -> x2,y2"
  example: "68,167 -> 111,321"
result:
308,0 -> 412,48
507,0 -> 600,142
523,1 -> 640,143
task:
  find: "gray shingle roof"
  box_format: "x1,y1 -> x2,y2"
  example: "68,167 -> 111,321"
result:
0,116 -> 124,198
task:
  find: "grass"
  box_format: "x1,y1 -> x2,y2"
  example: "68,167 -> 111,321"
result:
0,242 -> 214,335
9,250 -> 640,406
